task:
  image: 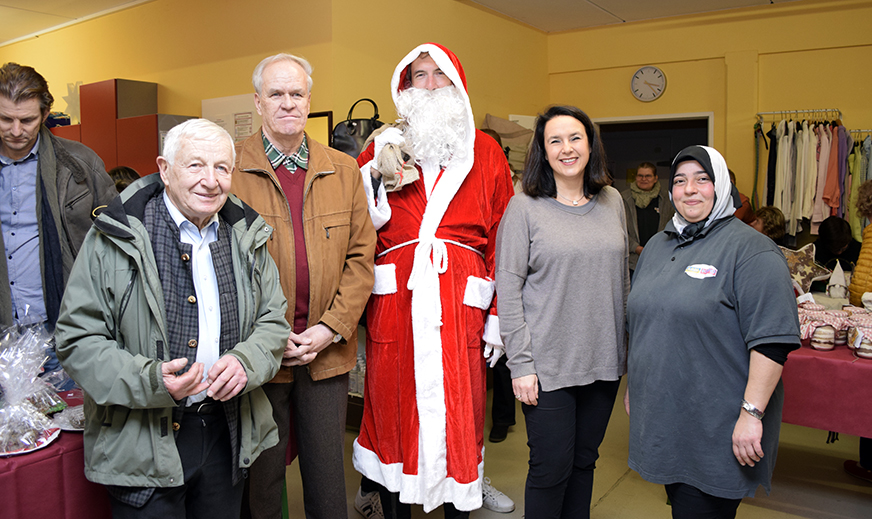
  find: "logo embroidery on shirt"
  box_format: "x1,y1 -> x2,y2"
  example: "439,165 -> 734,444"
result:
685,264 -> 718,279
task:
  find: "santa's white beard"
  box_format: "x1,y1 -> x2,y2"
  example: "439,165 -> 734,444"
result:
395,86 -> 469,168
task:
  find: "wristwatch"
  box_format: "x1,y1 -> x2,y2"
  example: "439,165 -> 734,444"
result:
741,399 -> 765,420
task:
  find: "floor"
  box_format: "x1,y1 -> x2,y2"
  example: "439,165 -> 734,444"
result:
284,377 -> 872,518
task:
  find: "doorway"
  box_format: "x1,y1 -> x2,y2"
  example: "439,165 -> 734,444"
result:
594,113 -> 712,192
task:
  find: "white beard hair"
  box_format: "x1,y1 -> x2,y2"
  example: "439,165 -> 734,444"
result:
395,86 -> 469,169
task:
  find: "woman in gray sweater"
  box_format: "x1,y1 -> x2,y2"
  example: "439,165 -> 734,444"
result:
495,106 -> 629,519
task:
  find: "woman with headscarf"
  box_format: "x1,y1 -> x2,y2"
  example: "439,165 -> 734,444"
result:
496,105 -> 628,519
626,146 -> 801,518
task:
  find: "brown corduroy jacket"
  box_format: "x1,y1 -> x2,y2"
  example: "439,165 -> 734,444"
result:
231,130 -> 376,382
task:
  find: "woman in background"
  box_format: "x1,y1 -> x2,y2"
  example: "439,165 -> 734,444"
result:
496,105 -> 628,519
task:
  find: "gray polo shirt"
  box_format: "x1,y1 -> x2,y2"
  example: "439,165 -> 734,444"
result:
627,216 -> 800,499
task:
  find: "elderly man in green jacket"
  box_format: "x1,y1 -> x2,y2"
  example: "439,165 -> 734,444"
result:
56,118 -> 290,518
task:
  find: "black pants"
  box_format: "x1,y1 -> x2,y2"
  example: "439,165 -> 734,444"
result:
360,477 -> 469,519
665,483 -> 741,519
490,355 -> 516,428
109,410 -> 242,519
522,379 -> 620,519
861,437 -> 872,467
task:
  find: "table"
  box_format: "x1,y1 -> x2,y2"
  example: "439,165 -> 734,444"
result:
0,392 -> 111,519
781,342 -> 872,437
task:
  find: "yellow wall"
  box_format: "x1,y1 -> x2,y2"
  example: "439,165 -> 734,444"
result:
0,0 -> 548,132
1,0 -> 869,196
546,0 -> 872,195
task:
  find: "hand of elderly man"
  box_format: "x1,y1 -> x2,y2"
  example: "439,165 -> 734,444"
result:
162,358 -> 209,400
282,324 -> 335,366
206,355 -> 248,401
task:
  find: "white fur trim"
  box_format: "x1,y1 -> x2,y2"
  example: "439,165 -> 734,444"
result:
372,264 -> 398,295
482,314 -> 502,347
353,439 -> 484,512
463,276 -> 494,310
359,160 -> 391,230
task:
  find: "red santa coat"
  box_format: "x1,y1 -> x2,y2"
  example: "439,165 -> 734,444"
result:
351,43 -> 514,512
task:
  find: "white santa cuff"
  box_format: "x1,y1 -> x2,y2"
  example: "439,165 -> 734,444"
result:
482,314 -> 502,347
360,161 -> 391,230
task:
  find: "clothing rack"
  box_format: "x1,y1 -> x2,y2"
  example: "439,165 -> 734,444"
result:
756,109 -> 842,124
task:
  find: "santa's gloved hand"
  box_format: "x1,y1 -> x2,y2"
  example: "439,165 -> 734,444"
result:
483,342 -> 504,368
374,127 -> 405,160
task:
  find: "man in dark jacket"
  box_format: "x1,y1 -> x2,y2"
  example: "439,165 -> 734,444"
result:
0,62 -> 116,337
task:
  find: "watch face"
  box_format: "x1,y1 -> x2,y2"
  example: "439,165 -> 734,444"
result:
631,66 -> 666,102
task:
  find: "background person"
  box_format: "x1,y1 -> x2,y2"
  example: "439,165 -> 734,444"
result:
749,206 -> 786,243
108,165 -> 141,192
496,105 -> 628,519
0,62 -> 115,340
627,145 -> 800,519
814,215 -> 860,271
55,118 -> 289,518
621,161 -> 673,274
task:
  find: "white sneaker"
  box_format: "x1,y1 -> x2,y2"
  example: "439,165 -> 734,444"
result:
354,487 -> 385,519
481,477 -> 515,513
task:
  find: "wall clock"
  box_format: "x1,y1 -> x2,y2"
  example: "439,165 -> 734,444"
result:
631,66 -> 666,102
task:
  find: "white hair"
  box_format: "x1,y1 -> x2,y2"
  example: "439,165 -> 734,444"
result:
252,53 -> 313,94
161,118 -> 235,166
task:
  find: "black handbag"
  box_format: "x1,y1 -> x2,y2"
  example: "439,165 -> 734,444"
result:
331,98 -> 384,158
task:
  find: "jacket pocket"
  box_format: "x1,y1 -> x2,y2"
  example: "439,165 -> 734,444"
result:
462,276 -> 494,310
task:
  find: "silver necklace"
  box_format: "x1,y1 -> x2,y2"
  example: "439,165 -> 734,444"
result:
556,192 -> 584,206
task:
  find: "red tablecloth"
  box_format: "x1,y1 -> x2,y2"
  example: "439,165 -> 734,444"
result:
781,342 -> 872,437
0,392 -> 111,519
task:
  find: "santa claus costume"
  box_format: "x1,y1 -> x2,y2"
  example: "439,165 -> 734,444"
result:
352,43 -> 514,513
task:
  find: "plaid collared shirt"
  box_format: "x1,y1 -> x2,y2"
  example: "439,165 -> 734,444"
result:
262,132 -> 308,172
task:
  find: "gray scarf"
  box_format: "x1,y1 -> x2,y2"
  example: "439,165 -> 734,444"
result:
630,180 -> 661,208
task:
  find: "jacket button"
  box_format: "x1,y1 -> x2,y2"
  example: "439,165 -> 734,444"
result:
187,295 -> 197,304
172,422 -> 180,432
243,457 -> 250,465
181,253 -> 191,261
188,339 -> 198,348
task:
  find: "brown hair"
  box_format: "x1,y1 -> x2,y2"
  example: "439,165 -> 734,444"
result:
857,180 -> 872,221
0,63 -> 53,115
754,206 -> 785,240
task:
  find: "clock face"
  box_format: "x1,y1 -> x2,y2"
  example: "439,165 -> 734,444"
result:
631,66 -> 666,102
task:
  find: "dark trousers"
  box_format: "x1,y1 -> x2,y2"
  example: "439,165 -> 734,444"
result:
109,410 -> 242,519
360,477 -> 469,519
522,379 -> 620,519
490,355 -> 516,427
861,437 -> 872,467
665,483 -> 742,519
244,368 -> 349,519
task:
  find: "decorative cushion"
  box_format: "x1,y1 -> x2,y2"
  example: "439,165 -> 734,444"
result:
779,243 -> 831,294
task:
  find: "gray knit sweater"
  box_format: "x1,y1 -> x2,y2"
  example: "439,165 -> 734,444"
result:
495,187 -> 629,392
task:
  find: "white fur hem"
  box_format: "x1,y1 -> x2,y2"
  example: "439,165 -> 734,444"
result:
353,438 -> 484,512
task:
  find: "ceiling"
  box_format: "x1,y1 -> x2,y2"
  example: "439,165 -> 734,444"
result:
0,0 -> 152,47
468,0 -> 802,33
1,0 -> 803,48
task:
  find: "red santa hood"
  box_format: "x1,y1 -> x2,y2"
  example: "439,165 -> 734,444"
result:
390,43 -> 476,168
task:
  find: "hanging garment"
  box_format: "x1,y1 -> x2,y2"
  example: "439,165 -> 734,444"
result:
766,123 -> 778,206
811,124 -> 832,234
823,124 -> 842,217
802,122 -> 818,221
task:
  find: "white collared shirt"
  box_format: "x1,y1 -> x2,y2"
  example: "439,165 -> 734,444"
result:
162,191 -> 221,404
